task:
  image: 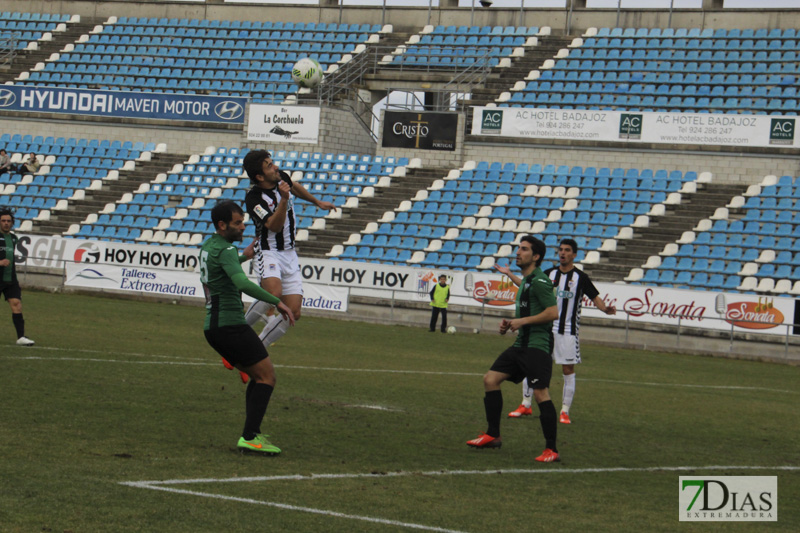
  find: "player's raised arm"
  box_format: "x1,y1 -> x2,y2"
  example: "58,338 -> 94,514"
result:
493,262 -> 522,286
291,181 -> 339,212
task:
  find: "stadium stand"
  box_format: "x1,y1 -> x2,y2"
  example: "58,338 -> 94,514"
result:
387,24 -> 544,69
0,133 -> 162,235
500,27 -> 800,115
3,6 -> 800,299
0,11 -> 72,50
17,15 -> 383,102
627,174 -> 800,295
4,131 -> 798,296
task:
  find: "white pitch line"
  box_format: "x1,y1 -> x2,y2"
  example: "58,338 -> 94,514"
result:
2,344 -> 208,361
3,352 -> 798,395
123,464 -> 800,487
586,377 -> 800,395
3,355 -> 218,366
121,465 -> 800,533
121,482 -> 466,533
344,404 -> 403,412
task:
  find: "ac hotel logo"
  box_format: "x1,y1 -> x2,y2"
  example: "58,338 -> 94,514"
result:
679,476 -> 777,522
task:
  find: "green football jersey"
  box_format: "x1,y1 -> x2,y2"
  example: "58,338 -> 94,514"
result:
0,232 -> 18,284
199,234 -> 248,329
513,266 -> 557,352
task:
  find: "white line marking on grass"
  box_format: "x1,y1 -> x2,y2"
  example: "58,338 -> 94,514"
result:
344,403 -> 402,412
3,355 -> 217,366
120,481 -> 465,533
124,464 -> 800,487
2,344 -> 208,361
4,352 -> 797,395
121,465 -> 799,532
276,364 -> 482,377
584,378 -> 800,395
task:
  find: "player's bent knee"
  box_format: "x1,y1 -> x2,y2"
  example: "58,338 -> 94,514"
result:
533,388 -> 551,404
482,371 -> 503,389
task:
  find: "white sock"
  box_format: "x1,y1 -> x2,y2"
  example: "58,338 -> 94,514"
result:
259,314 -> 291,347
521,378 -> 533,408
562,373 -> 576,414
245,300 -> 272,327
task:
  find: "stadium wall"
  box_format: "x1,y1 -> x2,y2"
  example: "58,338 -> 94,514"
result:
5,1 -> 800,34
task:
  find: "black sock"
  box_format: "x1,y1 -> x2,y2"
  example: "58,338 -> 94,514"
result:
243,382 -> 274,440
12,313 -> 24,338
537,399 -> 558,452
484,390 -> 503,438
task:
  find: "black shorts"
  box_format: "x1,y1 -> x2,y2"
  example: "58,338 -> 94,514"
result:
490,346 -> 552,390
204,324 -> 268,368
0,282 -> 22,301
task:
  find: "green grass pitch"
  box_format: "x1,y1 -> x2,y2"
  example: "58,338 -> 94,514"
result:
0,291 -> 797,532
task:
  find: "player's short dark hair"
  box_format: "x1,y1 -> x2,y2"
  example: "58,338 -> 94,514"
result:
520,235 -> 546,267
210,200 -> 243,230
242,149 -> 271,183
0,207 -> 14,223
560,238 -> 578,254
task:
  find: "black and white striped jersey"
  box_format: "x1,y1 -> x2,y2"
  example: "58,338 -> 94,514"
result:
245,186 -> 296,252
544,266 -> 600,336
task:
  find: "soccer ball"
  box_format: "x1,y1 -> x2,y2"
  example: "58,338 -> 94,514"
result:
446,326 -> 456,334
291,57 -> 324,88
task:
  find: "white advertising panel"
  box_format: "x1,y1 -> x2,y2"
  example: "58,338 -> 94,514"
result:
472,107 -> 799,148
65,263 -> 202,298
17,239 -> 797,333
247,104 -> 321,144
18,234 -> 200,271
64,262 -> 349,312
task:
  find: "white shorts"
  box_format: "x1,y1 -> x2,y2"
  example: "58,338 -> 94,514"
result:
552,333 -> 581,365
254,249 -> 304,296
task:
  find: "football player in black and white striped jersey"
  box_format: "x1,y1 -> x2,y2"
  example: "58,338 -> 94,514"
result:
498,238 -> 616,424
241,150 -> 337,349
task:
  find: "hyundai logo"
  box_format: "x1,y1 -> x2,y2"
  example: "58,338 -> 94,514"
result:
0,89 -> 16,107
214,101 -> 244,121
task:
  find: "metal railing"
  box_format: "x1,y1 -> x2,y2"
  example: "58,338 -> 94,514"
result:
0,32 -> 19,67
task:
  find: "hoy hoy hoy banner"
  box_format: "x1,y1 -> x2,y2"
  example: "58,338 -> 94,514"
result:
382,111 -> 457,151
472,107 -> 799,149
0,85 -> 246,124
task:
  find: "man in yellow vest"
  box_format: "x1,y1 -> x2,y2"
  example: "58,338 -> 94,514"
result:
429,274 -> 450,333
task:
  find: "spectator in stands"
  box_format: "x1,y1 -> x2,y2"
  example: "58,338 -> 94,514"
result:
0,149 -> 12,174
429,274 -> 450,332
241,150 -> 337,349
18,152 -> 41,175
0,208 -> 35,346
500,238 -> 616,424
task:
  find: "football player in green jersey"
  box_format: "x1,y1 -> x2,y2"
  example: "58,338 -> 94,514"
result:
1,208 -> 34,346
200,200 -> 295,455
467,235 -> 561,462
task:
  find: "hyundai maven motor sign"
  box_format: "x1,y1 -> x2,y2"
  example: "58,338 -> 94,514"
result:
381,111 -> 457,151
0,85 -> 246,124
